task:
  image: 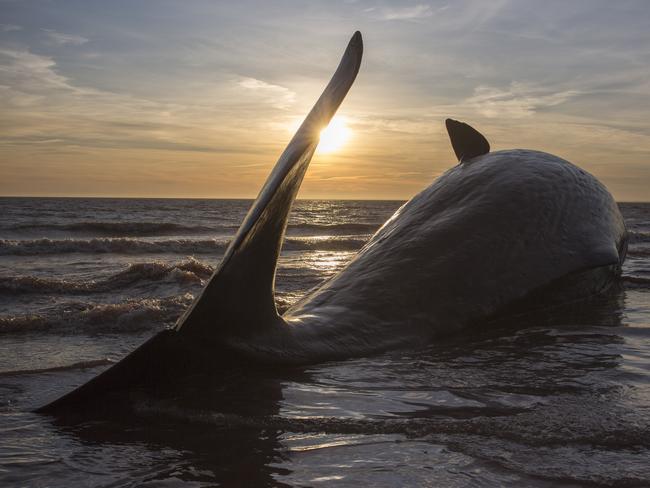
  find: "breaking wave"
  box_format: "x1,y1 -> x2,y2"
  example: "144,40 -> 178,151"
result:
622,275 -> 650,288
7,221 -> 213,236
0,236 -> 367,255
630,231 -> 650,244
5,221 -> 380,237
0,294 -> 194,334
0,289 -> 298,335
0,237 -> 226,255
627,245 -> 650,258
0,258 -> 213,295
0,359 -> 114,377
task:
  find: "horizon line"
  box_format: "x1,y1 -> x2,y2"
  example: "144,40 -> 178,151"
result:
1,195 -> 648,204
0,194 -> 408,202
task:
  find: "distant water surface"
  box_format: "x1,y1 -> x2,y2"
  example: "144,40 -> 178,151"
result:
0,197 -> 649,487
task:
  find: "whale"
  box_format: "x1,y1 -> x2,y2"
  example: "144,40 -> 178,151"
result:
38,31 -> 627,413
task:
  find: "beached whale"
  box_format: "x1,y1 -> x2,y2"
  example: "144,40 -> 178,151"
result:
38,31 -> 627,413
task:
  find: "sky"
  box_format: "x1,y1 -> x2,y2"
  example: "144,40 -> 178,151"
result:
0,0 -> 649,200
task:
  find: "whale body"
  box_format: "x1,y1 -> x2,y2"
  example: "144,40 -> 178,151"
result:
38,31 -> 627,413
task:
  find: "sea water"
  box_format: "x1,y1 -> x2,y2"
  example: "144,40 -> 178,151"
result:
1,198 -> 649,486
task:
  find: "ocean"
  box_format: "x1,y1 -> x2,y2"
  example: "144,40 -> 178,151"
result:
1,197 -> 649,487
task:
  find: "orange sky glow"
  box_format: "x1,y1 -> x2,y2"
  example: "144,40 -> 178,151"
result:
1,1 -> 648,201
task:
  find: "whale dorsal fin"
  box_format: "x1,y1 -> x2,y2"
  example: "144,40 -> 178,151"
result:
176,32 -> 363,341
445,118 -> 490,163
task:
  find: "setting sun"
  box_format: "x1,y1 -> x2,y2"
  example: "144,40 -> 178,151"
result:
317,116 -> 351,153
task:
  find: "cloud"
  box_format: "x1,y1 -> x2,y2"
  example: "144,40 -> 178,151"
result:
0,47 -> 70,95
464,82 -> 580,118
0,48 -> 186,148
237,77 -> 296,109
1,24 -> 22,32
0,46 -> 284,160
42,29 -> 88,46
373,4 -> 436,21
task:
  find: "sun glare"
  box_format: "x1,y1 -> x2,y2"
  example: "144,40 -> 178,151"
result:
286,115 -> 352,154
318,116 -> 351,153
